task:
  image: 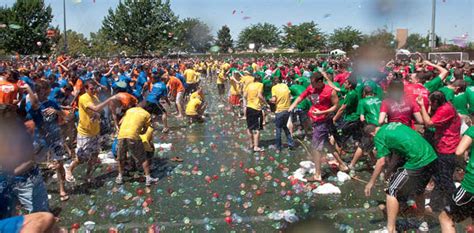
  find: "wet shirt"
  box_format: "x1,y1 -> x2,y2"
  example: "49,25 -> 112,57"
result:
118,107 -> 151,141
300,84 -> 334,123
375,123 -> 437,170
246,82 -> 264,111
461,127 -> 474,193
431,102 -> 461,154
28,100 -> 61,142
146,81 -> 167,104
380,97 -> 420,128
271,83 -> 291,113
342,90 -> 359,122
77,93 -> 100,137
357,96 -> 382,125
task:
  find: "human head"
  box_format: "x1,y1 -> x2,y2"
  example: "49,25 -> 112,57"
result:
84,82 -> 97,95
386,79 -> 404,101
310,72 -> 325,90
363,124 -> 379,138
428,91 -> 447,112
35,79 -> 51,101
343,74 -> 358,90
363,86 -> 374,97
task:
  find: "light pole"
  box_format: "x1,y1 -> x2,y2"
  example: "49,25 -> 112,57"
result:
63,0 -> 68,53
430,0 -> 436,49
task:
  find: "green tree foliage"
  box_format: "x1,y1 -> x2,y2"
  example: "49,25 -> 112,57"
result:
405,33 -> 429,52
237,23 -> 280,53
101,0 -> 178,55
216,25 -> 233,53
88,29 -> 134,57
328,26 -> 363,51
363,28 -> 396,48
281,21 -> 325,52
56,30 -> 89,57
0,0 -> 53,55
175,18 -> 213,53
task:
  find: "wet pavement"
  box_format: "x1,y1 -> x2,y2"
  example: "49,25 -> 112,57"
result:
43,80 -> 467,232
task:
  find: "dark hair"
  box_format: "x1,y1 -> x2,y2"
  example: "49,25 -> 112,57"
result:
310,72 -> 324,82
35,79 -> 50,92
363,124 -> 378,136
387,79 -> 404,101
347,74 -> 358,89
452,79 -> 467,92
453,69 -> 464,81
363,86 -> 374,97
416,72 -> 432,84
429,91 -> 447,112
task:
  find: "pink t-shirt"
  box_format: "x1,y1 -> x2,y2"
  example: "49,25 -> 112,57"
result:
431,102 -> 461,154
334,71 -> 350,86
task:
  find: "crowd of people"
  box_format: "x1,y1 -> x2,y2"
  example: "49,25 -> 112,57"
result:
0,53 -> 473,232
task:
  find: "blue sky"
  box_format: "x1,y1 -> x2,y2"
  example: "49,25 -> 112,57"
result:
3,0 -> 473,42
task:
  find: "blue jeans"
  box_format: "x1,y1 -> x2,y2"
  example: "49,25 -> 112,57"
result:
274,111 -> 294,150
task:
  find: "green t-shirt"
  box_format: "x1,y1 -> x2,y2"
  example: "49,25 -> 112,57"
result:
464,75 -> 473,86
424,76 -> 444,93
262,78 -> 273,100
461,127 -> 474,194
466,86 -> 474,114
296,76 -> 311,88
355,80 -> 384,100
342,90 -> 359,122
289,84 -> 311,111
452,92 -> 469,115
357,96 -> 382,125
228,67 -> 238,77
375,123 -> 437,170
272,69 -> 281,79
438,86 -> 455,102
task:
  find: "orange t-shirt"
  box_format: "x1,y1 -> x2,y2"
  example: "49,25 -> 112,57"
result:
0,80 -> 19,105
167,76 -> 185,97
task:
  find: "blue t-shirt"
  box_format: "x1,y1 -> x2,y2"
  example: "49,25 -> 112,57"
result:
28,100 -> 62,143
146,81 -> 167,104
175,73 -> 188,89
48,87 -> 65,104
20,76 -> 35,90
133,71 -> 148,100
58,79 -> 68,88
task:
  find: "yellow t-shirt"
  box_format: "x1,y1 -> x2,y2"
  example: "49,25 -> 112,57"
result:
139,126 -> 154,152
77,93 -> 100,137
240,75 -> 255,93
184,69 -> 198,84
229,78 -> 241,95
271,83 -> 291,113
245,82 -> 263,111
189,91 -> 203,101
186,98 -> 202,116
118,107 -> 151,140
217,71 -> 226,84
252,63 -> 258,72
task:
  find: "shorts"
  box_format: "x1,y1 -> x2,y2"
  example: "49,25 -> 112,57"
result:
217,84 -> 225,95
385,159 -> 437,201
186,83 -> 199,96
311,121 -> 331,151
444,186 -> 474,222
331,120 -> 362,146
268,102 -> 276,113
0,215 -> 24,233
229,95 -> 241,106
246,108 -> 263,131
291,109 -> 309,125
76,135 -> 100,161
146,102 -> 166,116
176,91 -> 184,105
117,138 -> 147,164
33,139 -> 69,162
187,114 -> 203,123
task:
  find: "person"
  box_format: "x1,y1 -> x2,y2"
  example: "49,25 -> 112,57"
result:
145,72 -> 171,133
28,80 -> 69,201
166,69 -> 185,118
183,64 -> 199,97
240,70 -> 255,119
244,74 -> 267,152
65,82 -> 115,183
115,102 -> 159,186
0,212 -> 56,233
438,126 -> 474,233
349,86 -> 381,169
364,123 -> 438,233
288,72 -> 339,182
416,91 -> 461,212
288,79 -> 312,137
185,87 -> 207,123
108,87 -> 138,131
270,77 -> 294,153
228,70 -> 242,116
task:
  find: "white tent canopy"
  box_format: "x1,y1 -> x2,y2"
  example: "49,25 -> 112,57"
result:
330,49 -> 346,56
396,49 -> 411,55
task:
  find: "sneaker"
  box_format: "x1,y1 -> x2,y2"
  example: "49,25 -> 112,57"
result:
115,175 -> 123,185
146,176 -> 159,186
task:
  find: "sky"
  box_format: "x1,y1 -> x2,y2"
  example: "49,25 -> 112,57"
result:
2,0 -> 474,42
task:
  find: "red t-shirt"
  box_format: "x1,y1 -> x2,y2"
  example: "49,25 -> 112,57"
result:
334,71 -> 350,86
300,84 -> 334,122
404,83 -> 430,110
431,102 -> 461,154
380,97 -> 420,128
0,80 -> 19,105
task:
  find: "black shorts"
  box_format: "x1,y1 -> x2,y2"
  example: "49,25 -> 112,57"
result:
246,108 -> 263,131
217,84 -> 225,95
331,120 -> 362,146
444,186 -> 474,223
291,109 -> 308,125
146,102 -> 166,116
385,159 -> 437,201
186,83 -> 199,96
268,102 -> 276,113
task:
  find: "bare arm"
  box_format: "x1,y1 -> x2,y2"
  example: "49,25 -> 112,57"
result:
424,60 -> 448,80
378,112 -> 387,126
333,104 -> 346,123
315,90 -> 339,115
455,135 -> 472,157
365,157 -> 385,197
321,71 -> 341,92
87,96 -> 115,112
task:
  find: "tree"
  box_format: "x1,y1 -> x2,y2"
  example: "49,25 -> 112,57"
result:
88,29 -> 133,57
281,21 -> 325,52
237,23 -> 280,53
175,18 -> 213,53
405,33 -> 429,52
101,0 -> 179,55
363,28 -> 396,49
216,25 -> 233,53
56,30 -> 89,57
329,26 -> 363,51
0,0 -> 53,55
